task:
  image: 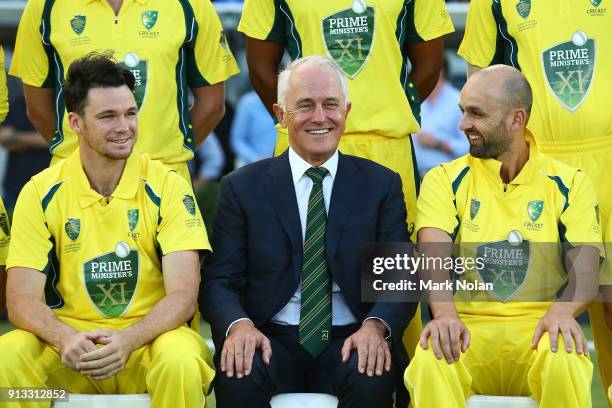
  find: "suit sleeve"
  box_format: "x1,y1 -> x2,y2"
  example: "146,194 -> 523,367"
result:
202,176 -> 250,338
365,172 -> 416,337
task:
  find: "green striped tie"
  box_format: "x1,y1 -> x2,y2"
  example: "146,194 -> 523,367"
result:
299,166 -> 332,357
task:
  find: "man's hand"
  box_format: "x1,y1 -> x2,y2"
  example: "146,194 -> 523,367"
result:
221,320 -> 272,378
341,319 -> 391,377
419,314 -> 470,364
76,329 -> 136,381
531,304 -> 589,355
58,331 -> 98,371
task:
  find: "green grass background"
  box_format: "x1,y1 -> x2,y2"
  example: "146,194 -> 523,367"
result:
0,319 -> 607,407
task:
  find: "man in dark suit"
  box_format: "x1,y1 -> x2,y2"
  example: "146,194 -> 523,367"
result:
202,55 -> 418,408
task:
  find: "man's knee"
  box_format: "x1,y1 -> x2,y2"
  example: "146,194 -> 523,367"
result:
335,350 -> 395,404
214,349 -> 272,407
0,330 -> 46,382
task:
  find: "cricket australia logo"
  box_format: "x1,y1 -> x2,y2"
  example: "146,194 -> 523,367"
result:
183,194 -> 196,216
70,15 -> 86,35
542,31 -> 595,111
127,209 -> 139,232
141,10 -> 158,30
321,4 -> 375,78
470,198 -> 480,220
591,0 -> 602,6
476,240 -> 530,302
516,0 -> 531,18
527,200 -> 544,221
65,218 -> 80,241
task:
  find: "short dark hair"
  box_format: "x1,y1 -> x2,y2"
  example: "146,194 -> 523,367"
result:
63,52 -> 135,114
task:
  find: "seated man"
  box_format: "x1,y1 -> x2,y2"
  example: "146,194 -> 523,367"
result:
0,54 -> 214,408
405,65 -> 602,407
202,55 -> 417,408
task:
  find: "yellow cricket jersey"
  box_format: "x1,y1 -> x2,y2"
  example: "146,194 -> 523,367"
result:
10,0 -> 239,164
238,0 -> 454,138
0,197 -> 10,265
6,150 -> 210,328
417,135 -> 603,317
458,0 -> 612,148
0,46 -> 7,124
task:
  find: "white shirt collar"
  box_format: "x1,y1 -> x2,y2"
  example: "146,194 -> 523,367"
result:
288,147 -> 338,186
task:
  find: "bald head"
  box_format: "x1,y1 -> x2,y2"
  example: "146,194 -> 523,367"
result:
469,65 -> 533,120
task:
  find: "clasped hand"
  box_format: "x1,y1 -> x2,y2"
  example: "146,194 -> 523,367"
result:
59,329 -> 134,381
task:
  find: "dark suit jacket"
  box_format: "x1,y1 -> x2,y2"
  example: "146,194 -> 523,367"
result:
202,151 -> 417,351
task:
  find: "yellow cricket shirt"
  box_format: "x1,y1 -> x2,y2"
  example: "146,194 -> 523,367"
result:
238,0 -> 454,138
0,46 -> 7,124
417,135 -> 603,317
10,0 -> 239,163
458,0 -> 612,147
0,197 -> 10,265
6,149 -> 210,328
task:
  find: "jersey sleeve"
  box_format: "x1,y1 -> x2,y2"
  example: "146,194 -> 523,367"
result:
237,0 -> 284,42
186,0 -> 240,87
157,171 -> 211,255
560,171 -> 603,250
0,197 -> 10,265
6,181 -> 53,272
416,165 -> 458,236
409,0 -> 455,43
8,0 -> 53,87
0,47 -> 8,124
457,0 -> 498,68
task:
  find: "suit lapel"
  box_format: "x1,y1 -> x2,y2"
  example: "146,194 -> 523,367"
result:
264,151 -> 303,282
327,153 -> 362,260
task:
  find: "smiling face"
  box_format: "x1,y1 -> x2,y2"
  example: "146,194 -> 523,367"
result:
274,63 -> 351,166
69,85 -> 138,161
459,75 -> 513,160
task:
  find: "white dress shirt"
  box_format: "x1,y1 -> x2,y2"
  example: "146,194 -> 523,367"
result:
270,147 -> 358,326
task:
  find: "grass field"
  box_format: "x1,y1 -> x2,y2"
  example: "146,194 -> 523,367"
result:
0,320 -> 607,407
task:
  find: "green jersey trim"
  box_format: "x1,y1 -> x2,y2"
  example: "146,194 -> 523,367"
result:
41,181 -> 64,212
491,0 -> 521,69
144,181 -> 163,225
41,0 -> 66,154
278,1 -> 302,59
265,0 -> 286,42
546,175 -> 569,212
43,234 -> 64,309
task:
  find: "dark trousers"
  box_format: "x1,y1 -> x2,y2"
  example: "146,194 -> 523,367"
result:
214,324 -> 396,408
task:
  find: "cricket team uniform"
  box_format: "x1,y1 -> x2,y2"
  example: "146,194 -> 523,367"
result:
405,136 -> 602,407
0,46 -> 7,124
458,1 -> 612,397
0,150 -> 214,408
9,0 -> 239,180
238,0 -> 454,360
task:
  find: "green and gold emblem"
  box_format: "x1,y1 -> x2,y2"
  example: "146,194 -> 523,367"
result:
183,194 -> 196,216
516,0 -> 531,18
470,198 -> 480,220
527,200 -> 544,222
321,6 -> 375,78
128,209 -> 139,232
141,10 -> 158,30
477,240 -> 530,302
542,32 -> 595,112
591,0 -> 602,7
65,218 -> 80,241
70,15 -> 86,35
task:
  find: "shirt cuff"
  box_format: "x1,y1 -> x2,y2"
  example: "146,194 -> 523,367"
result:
226,317 -> 253,337
362,317 -> 392,341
